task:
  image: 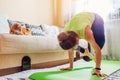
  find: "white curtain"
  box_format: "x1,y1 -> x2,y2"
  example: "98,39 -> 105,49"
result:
103,0 -> 120,60
53,0 -> 73,27
71,0 -> 120,60
103,20 -> 120,60
54,0 -> 120,60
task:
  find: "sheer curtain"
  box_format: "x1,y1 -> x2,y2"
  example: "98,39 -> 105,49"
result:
103,0 -> 120,60
53,0 -> 120,60
72,0 -> 120,60
53,0 -> 73,27
75,0 -> 120,60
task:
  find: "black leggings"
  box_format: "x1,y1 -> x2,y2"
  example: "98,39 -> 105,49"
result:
91,13 -> 105,49
79,13 -> 105,53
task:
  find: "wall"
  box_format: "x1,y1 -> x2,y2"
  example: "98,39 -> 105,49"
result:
0,0 -> 53,25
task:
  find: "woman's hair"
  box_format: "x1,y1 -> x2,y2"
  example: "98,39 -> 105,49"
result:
58,31 -> 79,50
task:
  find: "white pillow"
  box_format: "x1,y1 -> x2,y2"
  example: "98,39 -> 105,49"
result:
0,14 -> 9,33
41,24 -> 60,36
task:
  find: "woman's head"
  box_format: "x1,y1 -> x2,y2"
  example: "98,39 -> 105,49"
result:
58,31 -> 79,50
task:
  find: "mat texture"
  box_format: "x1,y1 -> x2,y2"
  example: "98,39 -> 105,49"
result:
29,60 -> 120,80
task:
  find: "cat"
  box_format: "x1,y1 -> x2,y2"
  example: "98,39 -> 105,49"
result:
10,23 -> 31,35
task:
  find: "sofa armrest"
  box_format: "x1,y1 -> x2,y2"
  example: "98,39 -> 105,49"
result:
0,34 -> 65,54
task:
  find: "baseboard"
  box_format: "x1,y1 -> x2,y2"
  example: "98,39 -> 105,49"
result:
0,66 -> 21,76
0,59 -> 69,76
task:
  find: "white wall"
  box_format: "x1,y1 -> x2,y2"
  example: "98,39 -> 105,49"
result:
0,0 -> 53,25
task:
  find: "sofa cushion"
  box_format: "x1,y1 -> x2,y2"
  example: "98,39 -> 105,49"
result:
7,19 -> 26,28
40,24 -> 60,37
0,14 -> 10,33
0,34 -> 65,54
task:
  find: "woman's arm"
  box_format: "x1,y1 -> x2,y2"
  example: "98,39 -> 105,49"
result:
85,26 -> 107,77
60,49 -> 74,70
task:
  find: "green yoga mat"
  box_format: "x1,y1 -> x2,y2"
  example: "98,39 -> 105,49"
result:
29,60 -> 120,80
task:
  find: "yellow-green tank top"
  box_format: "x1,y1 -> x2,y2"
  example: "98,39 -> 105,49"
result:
64,12 -> 95,39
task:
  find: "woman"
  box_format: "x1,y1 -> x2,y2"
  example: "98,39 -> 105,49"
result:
58,12 -> 107,77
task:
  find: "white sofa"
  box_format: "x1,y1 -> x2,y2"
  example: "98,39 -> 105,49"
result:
0,14 -> 68,75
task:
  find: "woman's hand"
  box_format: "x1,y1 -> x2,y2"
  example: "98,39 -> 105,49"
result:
92,70 -> 107,77
60,67 -> 73,70
60,49 -> 74,71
